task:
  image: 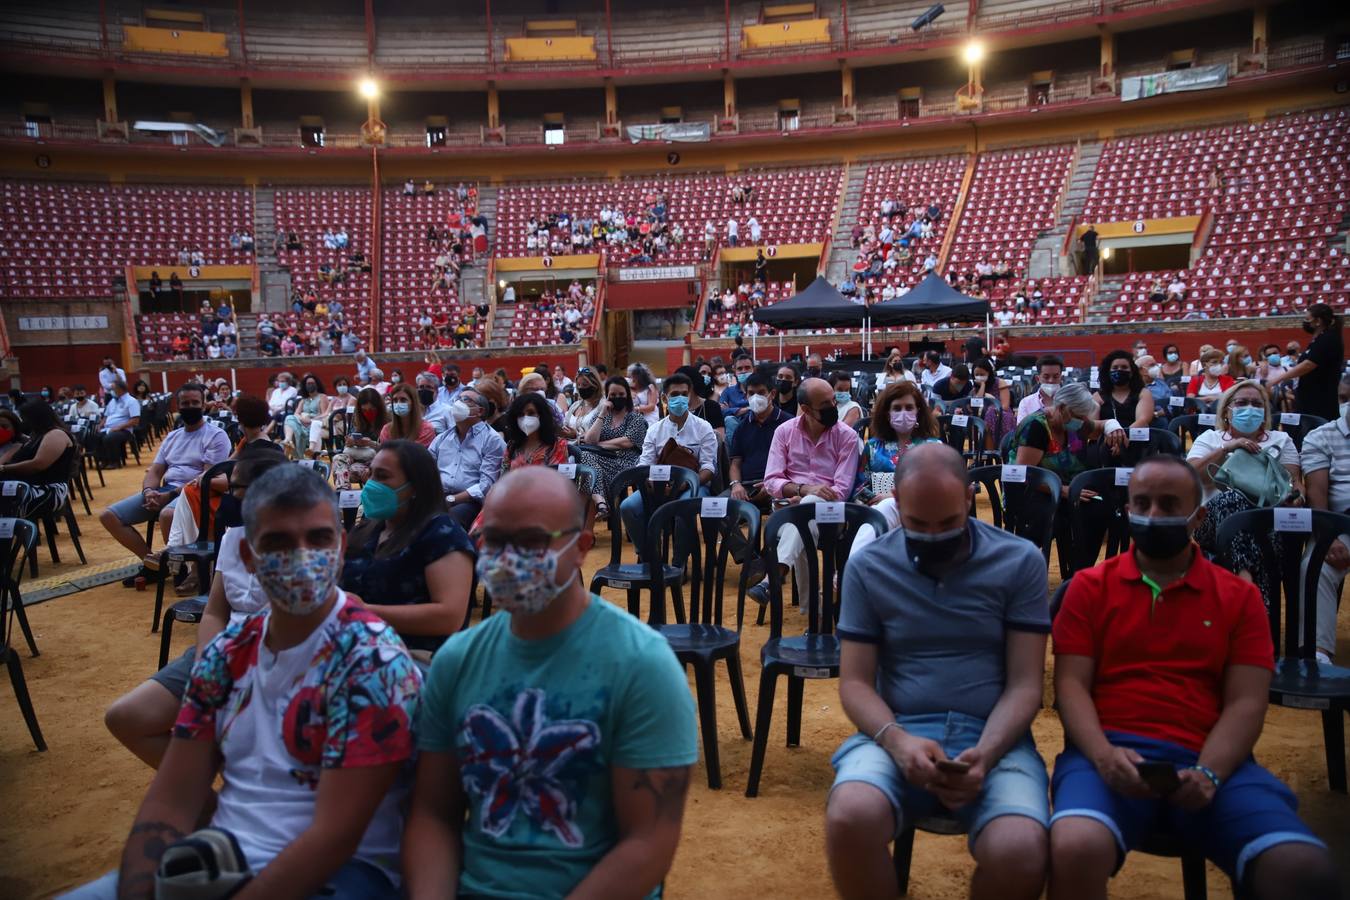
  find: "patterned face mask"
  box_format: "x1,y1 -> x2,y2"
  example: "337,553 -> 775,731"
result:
249,546 -> 341,615
475,535 -> 579,616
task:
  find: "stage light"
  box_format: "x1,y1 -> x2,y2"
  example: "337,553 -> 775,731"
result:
962,40 -> 985,66
910,3 -> 944,31
358,77 -> 380,100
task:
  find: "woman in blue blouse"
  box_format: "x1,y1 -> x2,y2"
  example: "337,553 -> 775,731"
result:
855,381 -> 941,504
341,440 -> 476,656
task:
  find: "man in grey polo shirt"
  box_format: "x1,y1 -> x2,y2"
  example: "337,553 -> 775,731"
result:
826,444 -> 1051,900
1300,406 -> 1350,662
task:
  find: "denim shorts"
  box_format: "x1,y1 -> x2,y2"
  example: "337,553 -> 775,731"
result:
830,710 -> 1049,849
149,646 -> 196,700
108,487 -> 178,526
1050,731 -> 1324,885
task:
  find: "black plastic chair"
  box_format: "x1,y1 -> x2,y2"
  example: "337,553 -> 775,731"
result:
967,464 -> 1062,566
938,412 -> 986,467
644,497 -> 758,789
151,460 -> 236,633
295,458 -> 332,481
588,464 -> 699,618
1,518 -> 44,751
1067,468 -> 1133,571
0,483 -> 36,577
1217,508 -> 1350,792
1273,413 -> 1329,452
1117,426 -> 1184,467
325,409 -> 352,456
1167,413 -> 1214,452
159,595 -> 206,670
745,501 -> 889,797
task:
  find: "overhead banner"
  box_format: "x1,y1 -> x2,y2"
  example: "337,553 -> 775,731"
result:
1121,64 -> 1228,102
627,122 -> 711,144
616,265 -> 698,282
132,120 -> 227,147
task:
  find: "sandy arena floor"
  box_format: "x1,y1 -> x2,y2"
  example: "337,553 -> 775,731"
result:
1,450 -> 1347,899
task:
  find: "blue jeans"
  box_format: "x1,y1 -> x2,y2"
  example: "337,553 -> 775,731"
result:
60,858 -> 398,900
620,484 -> 710,560
831,710 -> 1049,849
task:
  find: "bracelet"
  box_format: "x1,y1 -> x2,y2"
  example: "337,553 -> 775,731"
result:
873,721 -> 903,744
1189,764 -> 1221,789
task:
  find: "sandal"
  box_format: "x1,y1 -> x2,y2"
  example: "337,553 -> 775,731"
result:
594,498 -> 610,521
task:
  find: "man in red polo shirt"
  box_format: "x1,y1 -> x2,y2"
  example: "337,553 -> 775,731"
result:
1048,456 -> 1336,900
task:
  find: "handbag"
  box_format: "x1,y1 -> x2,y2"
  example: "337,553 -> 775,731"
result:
1208,446 -> 1292,508
655,437 -> 700,473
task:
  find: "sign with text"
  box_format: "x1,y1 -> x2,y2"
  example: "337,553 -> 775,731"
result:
700,497 -> 728,518
814,501 -> 845,524
615,265 -> 698,282
18,315 -> 109,331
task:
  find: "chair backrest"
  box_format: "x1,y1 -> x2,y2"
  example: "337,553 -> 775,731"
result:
294,459 -> 331,481
196,460 -> 237,538
1215,507 -> 1350,660
645,496 -> 762,627
1166,413 -> 1214,451
1272,413 -> 1328,452
852,416 -> 871,442
606,464 -> 700,564
1067,468 -> 1133,565
761,502 -> 889,639
0,482 -> 33,518
0,518 -> 38,652
938,412 -> 985,460
1118,426 -> 1184,466
549,461 -> 598,498
967,464 -> 1061,560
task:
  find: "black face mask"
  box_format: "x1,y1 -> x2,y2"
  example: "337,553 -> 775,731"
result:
609,396 -> 628,410
417,388 -> 436,408
1302,320 -> 1318,335
1108,370 -> 1131,386
776,379 -> 795,395
1128,513 -> 1194,559
178,407 -> 204,426
816,404 -> 839,428
904,525 -> 968,577
215,493 -> 244,531
806,367 -> 821,378
446,376 -> 459,387
579,386 -> 598,400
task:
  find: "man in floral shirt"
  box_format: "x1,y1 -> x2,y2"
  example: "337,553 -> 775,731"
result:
65,465 -> 421,900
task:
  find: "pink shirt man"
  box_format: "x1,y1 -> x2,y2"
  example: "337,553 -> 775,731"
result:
764,415 -> 859,500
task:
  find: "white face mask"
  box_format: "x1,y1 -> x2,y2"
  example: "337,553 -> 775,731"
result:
747,394 -> 770,414
517,415 -> 541,435
1208,364 -> 1225,377
451,400 -> 471,423
1147,365 -> 1162,380
1040,382 -> 1059,399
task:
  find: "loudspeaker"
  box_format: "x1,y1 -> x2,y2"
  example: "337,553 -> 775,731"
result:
911,3 -> 944,30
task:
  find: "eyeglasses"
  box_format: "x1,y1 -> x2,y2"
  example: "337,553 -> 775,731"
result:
478,526 -> 579,553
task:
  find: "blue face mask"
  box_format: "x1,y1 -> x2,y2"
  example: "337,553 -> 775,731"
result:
1241,356 -> 1252,367
361,478 -> 409,521
666,395 -> 690,416
1230,406 -> 1265,435
1267,354 -> 1282,366
736,372 -> 749,385
835,391 -> 851,406
1063,417 -> 1084,432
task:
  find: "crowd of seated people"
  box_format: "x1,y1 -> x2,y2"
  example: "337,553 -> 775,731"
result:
11,297 -> 1347,900
519,191 -> 681,264
841,196 -> 944,301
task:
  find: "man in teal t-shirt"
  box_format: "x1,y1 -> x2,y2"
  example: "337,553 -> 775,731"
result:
404,467 -> 699,899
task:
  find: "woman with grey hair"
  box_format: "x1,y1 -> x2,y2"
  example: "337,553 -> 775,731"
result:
1007,380 -> 1113,573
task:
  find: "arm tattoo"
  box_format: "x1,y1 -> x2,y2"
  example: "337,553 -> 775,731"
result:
129,820 -> 187,861
630,767 -> 691,823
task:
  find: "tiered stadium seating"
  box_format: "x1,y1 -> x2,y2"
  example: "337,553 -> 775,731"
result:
273,187 -> 372,337
495,165 -> 842,266
379,186 -> 484,351
851,155 -> 967,291
0,181 -> 251,299
703,281 -> 797,337
506,303 -> 597,346
1092,109 -> 1350,322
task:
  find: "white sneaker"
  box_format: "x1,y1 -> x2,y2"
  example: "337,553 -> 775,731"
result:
1315,651 -> 1332,665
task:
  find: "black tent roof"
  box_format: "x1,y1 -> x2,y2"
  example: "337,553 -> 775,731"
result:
751,276 -> 866,329
867,272 -> 990,326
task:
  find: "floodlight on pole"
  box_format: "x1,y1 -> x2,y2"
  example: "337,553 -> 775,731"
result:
359,77 -> 380,100
962,40 -> 985,66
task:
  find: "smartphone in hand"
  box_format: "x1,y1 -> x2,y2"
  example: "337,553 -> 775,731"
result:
935,759 -> 972,775
1135,761 -> 1181,795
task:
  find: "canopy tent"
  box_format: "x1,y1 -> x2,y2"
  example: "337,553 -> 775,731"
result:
750,276 -> 866,330
867,272 -> 991,326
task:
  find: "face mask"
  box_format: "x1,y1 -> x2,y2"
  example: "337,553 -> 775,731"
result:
890,410 -> 918,434
1108,370 -> 1131,386
1166,352 -> 1180,363
475,535 -> 579,615
817,404 -> 839,428
179,407 -> 204,426
835,391 -> 851,406
701,373 -> 713,385
1207,364 -> 1225,377
451,400 -> 471,423
1267,354 -> 1282,366
973,375 -> 987,384
806,367 -> 822,378
748,394 -> 770,414
1225,345 -> 1237,355
1040,382 -> 1059,399
391,402 -> 411,417
608,395 -> 628,411
361,478 -> 409,521
904,525 -> 967,576
736,372 -> 750,385
1134,348 -> 1146,358
775,379 -> 794,395
1230,406 -> 1264,435
666,395 -> 690,416
517,415 -> 541,435
1128,512 -> 1195,559
250,546 -> 340,615
337,385 -> 349,395
1063,416 -> 1084,432
578,385 -> 598,400
40,389 -> 49,398
717,374 -> 732,386
1302,321 -> 1317,335
1147,365 -> 1162,380
417,388 -> 436,407
391,375 -> 402,384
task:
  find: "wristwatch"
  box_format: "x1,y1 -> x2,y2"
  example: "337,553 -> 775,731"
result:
730,480 -> 742,487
